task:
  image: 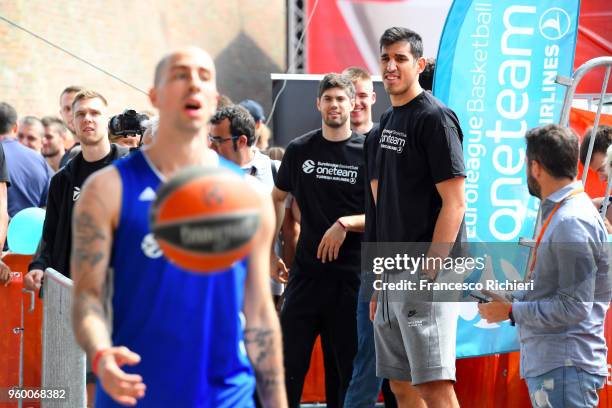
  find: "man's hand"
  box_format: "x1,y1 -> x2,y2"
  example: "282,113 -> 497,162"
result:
369,292 -> 378,322
24,269 -> 44,291
316,221 -> 347,263
270,253 -> 289,283
0,261 -> 11,286
96,346 -> 146,406
477,291 -> 512,324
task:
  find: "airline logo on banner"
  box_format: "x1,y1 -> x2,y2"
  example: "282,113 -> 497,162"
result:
434,0 -> 580,357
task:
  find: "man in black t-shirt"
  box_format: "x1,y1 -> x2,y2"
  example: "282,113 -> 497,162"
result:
272,73 -> 365,408
24,90 -> 128,405
25,89 -> 129,287
371,27 -> 465,408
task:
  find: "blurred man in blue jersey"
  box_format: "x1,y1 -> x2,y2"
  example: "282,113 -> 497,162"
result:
71,47 -> 287,408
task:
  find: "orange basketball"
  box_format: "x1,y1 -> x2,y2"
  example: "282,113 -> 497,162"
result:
149,165 -> 261,273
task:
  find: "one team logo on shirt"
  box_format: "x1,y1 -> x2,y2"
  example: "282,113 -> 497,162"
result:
302,159 -> 358,184
141,233 -> 163,259
379,129 -> 406,154
73,187 -> 81,201
302,160 -> 315,174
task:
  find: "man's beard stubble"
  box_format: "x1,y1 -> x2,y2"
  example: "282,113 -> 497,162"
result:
42,148 -> 60,158
323,113 -> 348,129
527,171 -> 541,199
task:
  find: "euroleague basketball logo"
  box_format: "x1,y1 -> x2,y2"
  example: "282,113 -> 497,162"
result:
205,184 -> 224,206
302,159 -> 315,174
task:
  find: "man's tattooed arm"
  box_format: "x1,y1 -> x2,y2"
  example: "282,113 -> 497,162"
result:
72,212 -> 105,270
71,170 -> 119,359
244,185 -> 287,407
244,327 -> 281,395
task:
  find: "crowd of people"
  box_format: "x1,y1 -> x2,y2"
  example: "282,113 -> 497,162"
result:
0,25 -> 610,408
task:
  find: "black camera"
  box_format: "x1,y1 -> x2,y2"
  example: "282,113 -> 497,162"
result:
108,110 -> 148,136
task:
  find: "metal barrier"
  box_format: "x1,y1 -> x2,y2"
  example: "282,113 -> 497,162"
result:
41,268 -> 86,408
520,56 -> 612,271
559,56 -> 612,187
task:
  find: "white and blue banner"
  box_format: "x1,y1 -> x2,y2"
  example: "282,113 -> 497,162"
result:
434,0 -> 581,357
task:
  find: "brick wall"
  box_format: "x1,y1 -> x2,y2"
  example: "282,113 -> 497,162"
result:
0,0 -> 285,120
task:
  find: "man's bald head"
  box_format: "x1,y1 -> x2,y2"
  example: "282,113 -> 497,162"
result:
153,47 -> 215,87
149,46 -> 219,135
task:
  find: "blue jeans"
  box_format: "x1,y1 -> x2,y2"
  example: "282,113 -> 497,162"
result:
344,297 -> 383,408
525,366 -> 605,408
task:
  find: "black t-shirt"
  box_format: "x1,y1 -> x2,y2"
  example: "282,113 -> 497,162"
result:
276,129 -> 365,279
377,91 -> 465,243
0,144 -> 9,184
29,144 -> 129,278
363,124 -> 379,242
73,150 -> 117,195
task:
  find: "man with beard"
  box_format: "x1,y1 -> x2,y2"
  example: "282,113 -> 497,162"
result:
272,73 -> 365,407
41,117 -> 68,172
479,124 -> 611,408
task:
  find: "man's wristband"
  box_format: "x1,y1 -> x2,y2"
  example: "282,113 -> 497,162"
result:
336,219 -> 347,231
92,348 -> 110,376
508,305 -> 516,326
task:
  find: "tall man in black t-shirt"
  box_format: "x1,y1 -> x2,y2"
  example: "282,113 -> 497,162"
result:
272,73 -> 366,408
371,27 -> 465,408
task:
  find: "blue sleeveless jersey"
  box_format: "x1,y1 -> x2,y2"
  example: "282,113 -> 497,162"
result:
96,150 -> 255,408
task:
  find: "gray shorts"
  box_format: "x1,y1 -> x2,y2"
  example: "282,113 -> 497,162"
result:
373,294 -> 458,384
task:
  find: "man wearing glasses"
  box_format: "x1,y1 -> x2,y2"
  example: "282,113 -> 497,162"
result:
209,104 -> 285,308
209,104 -> 280,184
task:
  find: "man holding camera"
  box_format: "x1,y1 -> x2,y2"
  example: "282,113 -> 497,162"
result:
108,109 -> 149,149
